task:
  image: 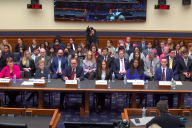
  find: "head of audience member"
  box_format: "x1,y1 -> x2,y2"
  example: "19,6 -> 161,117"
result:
33,48 -> 39,56
57,49 -> 64,58
2,39 -> 8,45
179,46 -> 187,54
160,41 -> 166,48
40,43 -> 46,49
70,58 -> 78,69
161,57 -> 168,68
38,60 -> 45,70
19,46 -> 23,54
118,46 -> 125,52
147,42 -> 152,49
169,49 -> 176,59
167,38 -> 172,45
91,29 -> 95,35
76,45 -> 84,54
148,52 -> 155,61
134,46 -> 141,52
182,49 -> 189,59
44,41 -> 49,48
80,41 -> 86,48
53,37 -> 61,46
6,57 -> 14,68
133,51 -> 141,61
102,48 -> 108,57
32,39 -> 37,46
174,43 -> 180,51
66,42 -> 72,49
188,43 -> 192,53
90,44 -> 97,54
118,50 -> 124,59
141,37 -> 145,44
153,38 -> 159,45
126,37 -> 131,43
156,101 -> 169,115
22,50 -> 31,65
100,60 -> 108,71
179,39 -> 185,47
129,59 -> 143,77
85,51 -> 95,63
72,52 -> 78,60
64,48 -> 70,56
49,46 -> 55,53
69,37 -> 75,44
163,47 -> 169,54
18,38 -> 23,45
40,48 -> 46,58
107,39 -> 113,48
4,45 -> 10,53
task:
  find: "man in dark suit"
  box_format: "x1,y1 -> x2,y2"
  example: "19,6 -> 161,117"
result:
143,42 -> 152,57
59,58 -> 84,109
146,101 -> 185,128
97,48 -> 114,73
179,49 -> 192,81
113,50 -> 129,80
52,49 -> 68,79
166,49 -> 179,80
125,37 -> 133,55
154,57 -> 174,108
69,37 -> 77,51
157,40 -> 166,56
138,37 -> 147,52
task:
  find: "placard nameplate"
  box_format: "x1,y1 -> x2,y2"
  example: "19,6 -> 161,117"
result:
65,80 -> 77,88
33,79 -> 45,83
132,81 -> 144,88
95,80 -> 107,89
127,80 -> 144,83
0,79 -> 11,86
158,81 -> 171,89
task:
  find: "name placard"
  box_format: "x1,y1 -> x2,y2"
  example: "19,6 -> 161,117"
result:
65,80 -> 77,84
132,80 -> 144,88
95,80 -> 107,85
159,81 -> 171,85
33,79 -> 45,83
132,81 -> 144,85
33,79 -> 46,87
0,79 -> 11,83
127,80 -> 144,83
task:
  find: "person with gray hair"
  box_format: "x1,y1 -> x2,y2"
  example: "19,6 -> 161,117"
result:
146,101 -> 185,128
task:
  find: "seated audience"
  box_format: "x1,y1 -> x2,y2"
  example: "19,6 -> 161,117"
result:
188,43 -> 192,59
113,50 -> 129,80
35,60 -> 50,79
125,37 -> 133,55
69,37 -> 77,51
66,42 -> 74,53
15,38 -> 27,53
173,43 -> 181,59
46,46 -> 57,62
31,48 -> 40,62
138,37 -> 147,52
80,41 -> 88,52
159,46 -> 169,62
129,46 -> 145,62
166,38 -> 173,49
143,42 -> 153,57
152,38 -> 160,49
97,48 -> 114,73
179,49 -> 192,81
116,46 -> 129,60
90,44 -> 100,62
146,101 -> 185,128
15,46 -> 24,62
144,52 -> 160,79
95,60 -> 112,113
157,40 -> 166,56
44,41 -> 50,51
2,45 -> 13,59
1,39 -> 12,52
71,52 -> 81,66
75,45 -> 86,56
40,42 -> 46,49
53,37 -> 65,52
178,39 -> 185,47
19,50 -> 36,78
28,39 -> 39,53
154,57 -> 173,108
63,48 -> 72,65
35,48 -> 51,70
52,49 -> 68,79
107,39 -> 116,57
130,51 -> 144,71
83,51 -> 97,80
60,59 -> 84,108
166,49 -> 179,80
0,57 -> 21,107
0,50 -> 6,72
146,49 -> 159,60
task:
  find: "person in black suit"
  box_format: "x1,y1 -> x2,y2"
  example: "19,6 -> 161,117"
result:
113,50 -> 130,80
59,58 -> 84,109
146,101 -> 185,128
179,49 -> 192,81
97,48 -> 114,73
95,60 -> 112,113
15,38 -> 27,53
157,40 -> 166,56
152,38 -> 160,49
19,50 -> 36,78
130,51 -> 144,71
125,37 -> 133,55
166,49 -> 179,80
69,37 -> 77,51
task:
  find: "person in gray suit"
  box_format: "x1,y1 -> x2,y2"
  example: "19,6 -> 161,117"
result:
144,52 -> 160,79
143,42 -> 153,57
35,48 -> 51,70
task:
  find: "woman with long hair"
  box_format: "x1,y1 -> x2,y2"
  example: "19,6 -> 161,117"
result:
2,45 -> 13,59
46,46 -> 57,62
71,52 -> 80,65
66,42 -> 74,53
178,39 -> 185,47
1,39 -> 12,52
90,44 -> 100,62
129,46 -> 145,62
83,51 -> 96,79
166,38 -> 173,49
19,50 -> 35,78
130,51 -> 144,71
95,60 -> 112,113
75,45 -> 86,56
44,40 -> 50,51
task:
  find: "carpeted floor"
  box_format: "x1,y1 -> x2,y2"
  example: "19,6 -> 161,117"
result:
0,91 -> 191,128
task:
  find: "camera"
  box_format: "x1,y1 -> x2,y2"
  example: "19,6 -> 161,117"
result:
86,26 -> 94,36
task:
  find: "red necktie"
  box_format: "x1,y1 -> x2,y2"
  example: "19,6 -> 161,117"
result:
162,69 -> 165,81
105,56 -> 107,61
71,69 -> 74,80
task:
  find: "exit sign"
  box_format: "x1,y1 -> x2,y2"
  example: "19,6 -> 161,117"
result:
27,4 -> 42,9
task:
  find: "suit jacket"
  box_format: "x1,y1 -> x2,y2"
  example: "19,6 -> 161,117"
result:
143,49 -> 152,57
97,55 -> 114,73
166,56 -> 179,76
146,114 -> 185,128
35,55 -> 51,69
138,43 -> 147,52
157,47 -> 163,56
35,67 -> 50,79
154,67 -> 173,81
0,56 -> 6,72
96,70 -> 112,80
51,56 -> 68,73
179,57 -> 192,74
19,59 -> 36,74
144,58 -> 160,77
0,65 -> 21,79
62,65 -> 84,81
113,58 -> 129,74
15,44 -> 27,53
82,60 -> 97,75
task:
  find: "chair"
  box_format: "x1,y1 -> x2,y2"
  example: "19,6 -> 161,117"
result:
13,52 -> 19,62
93,93 -> 112,109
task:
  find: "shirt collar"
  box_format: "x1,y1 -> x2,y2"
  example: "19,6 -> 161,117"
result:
161,66 -> 166,71
183,57 -> 188,61
119,58 -> 124,61
169,56 -> 173,60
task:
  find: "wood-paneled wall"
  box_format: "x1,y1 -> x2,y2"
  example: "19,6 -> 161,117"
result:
0,36 -> 192,52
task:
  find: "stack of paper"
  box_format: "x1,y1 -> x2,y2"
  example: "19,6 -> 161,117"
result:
130,117 -> 154,126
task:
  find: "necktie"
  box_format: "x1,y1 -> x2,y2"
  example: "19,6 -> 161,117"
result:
71,68 -> 75,80
162,69 -> 165,81
59,59 -> 61,72
169,59 -> 172,69
150,61 -> 153,74
105,56 -> 107,61
121,59 -> 124,73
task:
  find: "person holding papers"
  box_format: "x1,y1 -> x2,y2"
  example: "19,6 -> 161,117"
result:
95,60 -> 112,113
59,58 -> 84,109
154,57 -> 174,108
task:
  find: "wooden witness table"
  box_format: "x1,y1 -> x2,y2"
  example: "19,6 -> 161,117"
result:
1,80 -> 192,117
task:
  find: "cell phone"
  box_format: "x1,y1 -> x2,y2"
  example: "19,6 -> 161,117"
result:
135,119 -> 140,123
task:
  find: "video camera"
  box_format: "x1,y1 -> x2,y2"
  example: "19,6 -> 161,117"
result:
113,119 -> 130,128
86,26 -> 94,36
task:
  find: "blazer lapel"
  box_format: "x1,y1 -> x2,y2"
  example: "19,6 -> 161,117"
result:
166,68 -> 169,80
159,67 -> 162,80
124,59 -> 127,70
69,67 -> 72,78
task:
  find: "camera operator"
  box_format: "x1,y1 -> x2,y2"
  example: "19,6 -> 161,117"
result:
86,26 -> 99,50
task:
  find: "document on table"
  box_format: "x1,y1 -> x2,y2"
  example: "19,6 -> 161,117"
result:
176,81 -> 183,85
21,81 -> 34,86
130,117 -> 154,126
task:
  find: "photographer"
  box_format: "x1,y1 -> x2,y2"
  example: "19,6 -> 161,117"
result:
86,26 -> 99,50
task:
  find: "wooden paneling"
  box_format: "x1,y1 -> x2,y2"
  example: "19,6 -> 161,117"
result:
0,36 -> 192,52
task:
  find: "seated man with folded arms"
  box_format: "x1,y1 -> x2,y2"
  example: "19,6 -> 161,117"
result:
179,49 -> 192,81
144,52 -> 160,80
52,49 -> 68,79
59,58 -> 84,109
166,49 -> 179,80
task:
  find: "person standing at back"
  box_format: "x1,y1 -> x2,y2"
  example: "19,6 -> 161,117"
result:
15,38 -> 27,53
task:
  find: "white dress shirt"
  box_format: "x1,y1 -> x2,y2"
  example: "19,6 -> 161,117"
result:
72,44 -> 75,51
161,67 -> 166,80
119,58 -> 125,73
